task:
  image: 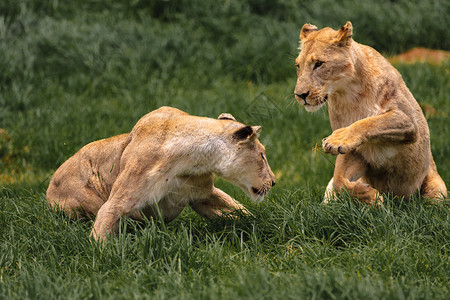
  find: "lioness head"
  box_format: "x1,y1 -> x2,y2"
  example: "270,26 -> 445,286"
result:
217,114 -> 276,202
294,21 -> 355,111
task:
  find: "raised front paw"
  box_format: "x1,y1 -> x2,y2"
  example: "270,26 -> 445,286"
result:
322,128 -> 362,155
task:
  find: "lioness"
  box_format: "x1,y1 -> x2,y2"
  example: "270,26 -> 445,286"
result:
294,21 -> 447,204
47,106 -> 276,241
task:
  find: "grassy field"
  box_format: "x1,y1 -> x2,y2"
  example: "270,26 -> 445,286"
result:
1,1 -> 449,299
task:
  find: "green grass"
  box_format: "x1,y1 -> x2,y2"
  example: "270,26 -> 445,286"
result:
1,1 -> 449,299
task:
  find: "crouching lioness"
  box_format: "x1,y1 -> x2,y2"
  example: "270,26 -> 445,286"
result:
47,106 -> 276,241
294,21 -> 447,204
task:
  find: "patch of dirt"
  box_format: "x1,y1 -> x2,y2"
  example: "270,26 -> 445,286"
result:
389,47 -> 450,64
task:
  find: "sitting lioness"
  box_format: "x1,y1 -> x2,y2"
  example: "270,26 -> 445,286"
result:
294,21 -> 447,204
47,106 -> 276,241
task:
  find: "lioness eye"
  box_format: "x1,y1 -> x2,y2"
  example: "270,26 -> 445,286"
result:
261,153 -> 265,160
313,61 -> 323,70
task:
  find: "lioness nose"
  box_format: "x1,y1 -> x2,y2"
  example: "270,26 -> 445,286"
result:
271,180 -> 276,187
295,91 -> 309,100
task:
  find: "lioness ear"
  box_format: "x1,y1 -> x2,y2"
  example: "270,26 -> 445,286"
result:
300,23 -> 318,40
218,113 -> 236,121
335,21 -> 353,47
252,126 -> 262,137
233,125 -> 261,141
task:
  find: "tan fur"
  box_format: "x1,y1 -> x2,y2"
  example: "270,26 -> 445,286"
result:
47,106 -> 276,241
295,22 -> 447,204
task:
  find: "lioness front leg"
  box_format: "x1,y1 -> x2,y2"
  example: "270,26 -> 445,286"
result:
332,153 -> 383,205
190,187 -> 252,218
91,174 -> 144,241
322,127 -> 363,155
323,110 -> 416,155
90,199 -> 122,241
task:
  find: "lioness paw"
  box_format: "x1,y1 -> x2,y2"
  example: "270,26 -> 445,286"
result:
350,182 -> 384,205
322,128 -> 362,155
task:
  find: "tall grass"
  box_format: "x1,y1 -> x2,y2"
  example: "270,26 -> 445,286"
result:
1,1 -> 449,299
1,188 -> 449,299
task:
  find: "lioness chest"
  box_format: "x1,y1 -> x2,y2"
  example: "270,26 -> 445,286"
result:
357,143 -> 399,169
134,173 -> 213,221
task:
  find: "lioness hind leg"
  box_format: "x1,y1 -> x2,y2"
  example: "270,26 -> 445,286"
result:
46,185 -> 105,219
324,178 -> 336,203
47,197 -> 86,219
327,177 -> 383,205
421,162 -> 447,200
190,187 -> 252,218
331,154 -> 383,205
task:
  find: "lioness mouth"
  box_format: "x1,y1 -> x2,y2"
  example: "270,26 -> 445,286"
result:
251,187 -> 265,196
304,95 -> 328,107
